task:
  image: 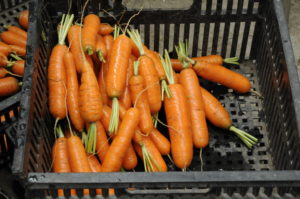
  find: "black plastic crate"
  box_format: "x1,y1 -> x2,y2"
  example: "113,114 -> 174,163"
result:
12,0 -> 300,198
0,0 -> 29,165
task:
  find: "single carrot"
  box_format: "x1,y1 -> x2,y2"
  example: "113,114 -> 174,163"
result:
48,14 -> 74,120
67,25 -> 86,73
0,41 -> 11,56
98,23 -> 114,35
173,71 -> 179,84
106,33 -> 132,134
149,128 -> 170,156
171,56 -> 239,71
9,45 -> 26,57
128,29 -> 162,113
119,55 -> 135,110
102,108 -> 140,172
0,31 -> 26,48
200,87 -> 258,148
133,134 -> 168,172
95,121 -> 110,163
0,77 -> 20,97
64,51 -> 85,132
19,10 -> 29,29
52,126 -> 76,197
101,105 -> 138,170
82,14 -> 101,55
11,60 -> 24,76
129,61 -> 154,135
67,134 -> 91,196
5,25 -> 27,40
176,41 -> 209,148
95,34 -> 107,63
0,67 -> 21,78
87,153 -> 103,196
0,52 -> 14,67
161,50 -> 193,170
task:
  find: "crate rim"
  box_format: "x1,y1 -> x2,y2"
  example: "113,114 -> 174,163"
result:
26,170 -> 300,189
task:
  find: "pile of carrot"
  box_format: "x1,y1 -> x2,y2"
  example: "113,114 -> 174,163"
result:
48,12 -> 259,196
0,10 -> 28,98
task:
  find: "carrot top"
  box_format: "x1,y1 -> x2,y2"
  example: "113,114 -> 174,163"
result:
160,50 -> 175,85
175,41 -> 190,69
127,29 -> 145,56
57,14 -> 74,45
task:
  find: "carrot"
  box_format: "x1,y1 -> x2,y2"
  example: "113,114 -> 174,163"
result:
129,61 -> 154,135
101,105 -> 138,170
63,51 -> 85,132
0,52 -> 14,67
52,126 -> 76,197
82,14 -> 101,55
87,154 -> 103,196
103,35 -> 114,55
133,134 -> 168,172
128,30 -> 162,113
98,63 -> 109,105
0,41 -> 11,56
95,34 -> 107,63
161,50 -> 193,170
119,55 -> 135,109
0,77 -> 20,97
9,45 -> 26,56
19,10 -> 29,29
176,41 -> 209,149
200,87 -> 258,148
149,128 -> 170,156
171,56 -> 239,71
0,67 -> 21,78
11,60 -> 24,76
48,14 -> 74,121
95,121 -> 109,163
5,25 -> 27,40
68,25 -> 86,73
102,108 -> 140,172
106,33 -> 132,134
0,31 -> 26,48
98,23 -> 114,35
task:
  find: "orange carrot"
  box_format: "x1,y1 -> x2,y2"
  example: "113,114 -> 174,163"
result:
48,14 -> 73,120
82,14 -> 101,55
98,63 -> 109,105
200,87 -> 258,148
171,56 -> 239,71
5,25 -> 27,40
129,61 -> 154,135
119,55 -> 135,109
0,41 -> 11,56
0,77 -> 20,97
0,67 -> 21,78
95,121 -> 109,163
128,30 -> 162,113
64,51 -> 84,132
68,25 -> 85,73
0,52 -> 13,67
102,108 -> 140,172
9,45 -> 26,56
133,134 -> 168,172
11,60 -> 24,76
52,127 -> 76,197
87,154 -> 103,196
95,34 -> 107,63
19,10 -> 29,29
149,128 -> 170,156
0,31 -> 26,48
98,24 -> 114,35
106,34 -> 132,133
161,51 -> 193,169
176,42 -> 209,148
101,105 -> 138,170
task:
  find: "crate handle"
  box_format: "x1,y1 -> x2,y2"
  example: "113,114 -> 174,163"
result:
125,187 -> 212,195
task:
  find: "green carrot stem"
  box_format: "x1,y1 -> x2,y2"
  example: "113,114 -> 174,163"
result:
108,97 -> 119,135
